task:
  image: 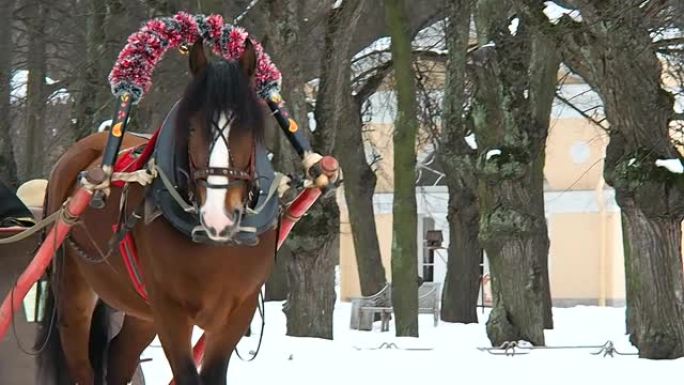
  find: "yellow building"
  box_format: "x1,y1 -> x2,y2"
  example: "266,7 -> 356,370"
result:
338,72 -> 630,307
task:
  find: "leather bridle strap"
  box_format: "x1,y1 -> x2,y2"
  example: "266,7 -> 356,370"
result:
193,167 -> 251,181
192,113 -> 255,189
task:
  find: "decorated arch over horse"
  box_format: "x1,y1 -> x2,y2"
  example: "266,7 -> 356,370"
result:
108,12 -> 282,103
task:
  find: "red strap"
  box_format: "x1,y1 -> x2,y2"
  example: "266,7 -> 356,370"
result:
111,127 -> 161,188
131,128 -> 160,171
113,224 -> 148,301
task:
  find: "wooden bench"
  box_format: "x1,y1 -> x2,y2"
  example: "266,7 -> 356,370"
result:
418,282 -> 441,327
349,282 -> 441,332
349,284 -> 391,331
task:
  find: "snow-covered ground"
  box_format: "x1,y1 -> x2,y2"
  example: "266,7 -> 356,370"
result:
140,302 -> 681,384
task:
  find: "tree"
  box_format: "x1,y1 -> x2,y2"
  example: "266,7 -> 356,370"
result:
333,0 -> 442,300
385,0 -> 420,337
23,0 -> 48,180
259,0 -> 339,339
0,0 -> 18,186
69,0 -> 106,142
470,0 -> 559,345
515,0 -> 684,359
319,0 -> 389,298
437,0 -> 483,324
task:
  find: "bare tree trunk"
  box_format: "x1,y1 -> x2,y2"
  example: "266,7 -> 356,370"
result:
71,0 -> 106,140
334,0 -> 439,300
471,0 -> 557,345
604,129 -> 684,359
527,33 -> 559,330
0,0 -> 18,186
24,0 -> 48,180
437,0 -> 482,324
385,0 -> 419,337
620,194 -> 684,357
262,0 -> 338,339
515,0 -> 684,358
284,203 -> 339,338
337,98 -> 387,297
264,247 -> 290,301
199,0 -> 223,13
440,177 -> 481,323
314,0 -> 388,298
143,0 -> 178,16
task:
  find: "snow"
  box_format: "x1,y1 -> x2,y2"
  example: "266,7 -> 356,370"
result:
332,0 -> 343,9
139,302 -> 682,384
351,19 -> 447,85
675,94 -> 683,114
651,27 -> 683,45
543,1 -> 582,24
486,149 -> 501,160
628,158 -> 637,166
465,133 -> 477,149
655,158 -> 684,174
413,19 -> 447,54
552,83 -> 604,120
10,69 -> 70,105
352,37 -> 391,62
97,119 -> 113,133
508,17 -> 520,36
307,112 -> 316,132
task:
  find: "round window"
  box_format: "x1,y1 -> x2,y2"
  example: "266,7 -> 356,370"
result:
570,141 -> 590,164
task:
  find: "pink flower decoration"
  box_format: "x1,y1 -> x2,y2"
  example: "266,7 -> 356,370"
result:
206,14 -> 224,43
228,27 -> 248,60
109,12 -> 281,103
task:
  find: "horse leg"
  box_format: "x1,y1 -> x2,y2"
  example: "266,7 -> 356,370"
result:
105,315 -> 156,385
200,295 -> 259,385
151,296 -> 200,385
57,252 -> 98,385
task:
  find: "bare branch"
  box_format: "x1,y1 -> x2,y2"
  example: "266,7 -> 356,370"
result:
554,91 -> 609,130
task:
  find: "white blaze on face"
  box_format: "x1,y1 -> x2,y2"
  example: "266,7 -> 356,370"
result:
200,112 -> 234,233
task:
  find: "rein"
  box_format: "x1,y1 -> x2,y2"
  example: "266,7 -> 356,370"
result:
234,290 -> 266,362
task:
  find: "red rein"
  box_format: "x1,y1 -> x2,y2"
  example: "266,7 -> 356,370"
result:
0,188 -> 93,338
0,158 -> 334,384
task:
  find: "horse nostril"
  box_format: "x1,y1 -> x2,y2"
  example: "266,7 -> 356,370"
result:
218,227 -> 230,238
207,226 -> 219,237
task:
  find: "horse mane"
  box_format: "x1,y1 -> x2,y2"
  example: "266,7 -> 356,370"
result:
175,59 -> 265,146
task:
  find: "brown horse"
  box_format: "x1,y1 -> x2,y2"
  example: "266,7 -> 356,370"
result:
37,40 -> 276,385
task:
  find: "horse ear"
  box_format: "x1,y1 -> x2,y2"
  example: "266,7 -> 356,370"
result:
189,40 -> 208,75
239,38 -> 257,78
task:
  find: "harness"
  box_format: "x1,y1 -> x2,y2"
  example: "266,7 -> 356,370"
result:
104,104 -> 280,301
191,114 -> 256,190
80,10 -> 326,329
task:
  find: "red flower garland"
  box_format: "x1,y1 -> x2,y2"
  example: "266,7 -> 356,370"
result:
109,12 -> 281,103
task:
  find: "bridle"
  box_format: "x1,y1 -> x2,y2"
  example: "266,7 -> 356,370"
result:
191,113 -> 256,194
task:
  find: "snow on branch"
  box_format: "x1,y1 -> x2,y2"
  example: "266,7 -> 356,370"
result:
655,159 -> 684,173
543,1 -> 582,24
351,19 -> 447,84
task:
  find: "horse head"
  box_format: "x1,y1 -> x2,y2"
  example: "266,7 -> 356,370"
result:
177,39 -> 265,242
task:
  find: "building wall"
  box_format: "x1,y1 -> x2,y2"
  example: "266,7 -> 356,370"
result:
545,115 -> 607,191
547,211 -> 625,306
337,74 -> 650,306
339,188 -> 628,306
339,211 -> 393,301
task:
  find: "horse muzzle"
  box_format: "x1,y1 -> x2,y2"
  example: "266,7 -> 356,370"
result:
196,208 -> 243,243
